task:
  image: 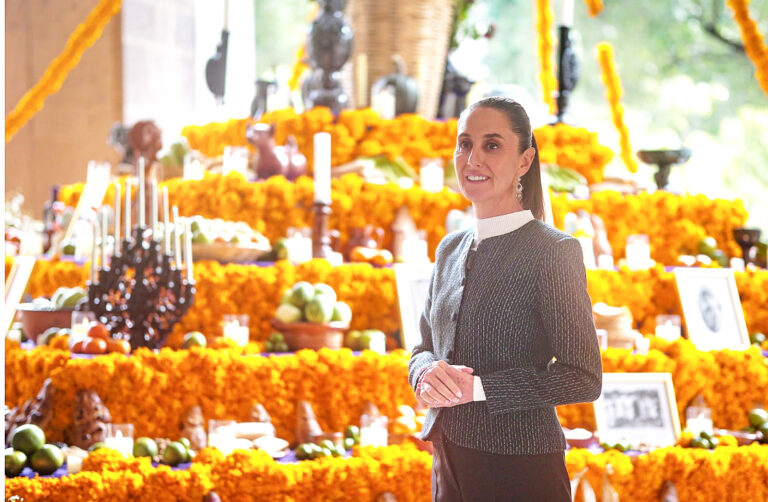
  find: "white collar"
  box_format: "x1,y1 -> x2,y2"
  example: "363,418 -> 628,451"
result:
475,210 -> 534,244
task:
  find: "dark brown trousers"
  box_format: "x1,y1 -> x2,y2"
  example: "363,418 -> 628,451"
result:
431,435 -> 572,502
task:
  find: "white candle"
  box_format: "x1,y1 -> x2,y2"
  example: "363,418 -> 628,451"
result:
138,158 -> 146,227
185,220 -> 193,282
172,206 -> 182,268
560,0 -> 574,27
90,219 -> 99,283
151,179 -> 158,240
124,180 -> 132,240
113,182 -> 121,256
101,209 -> 108,268
313,132 -> 332,204
162,186 -> 170,255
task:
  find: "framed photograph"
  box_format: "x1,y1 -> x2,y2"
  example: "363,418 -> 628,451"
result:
394,262 -> 434,353
594,372 -> 681,448
672,267 -> 750,351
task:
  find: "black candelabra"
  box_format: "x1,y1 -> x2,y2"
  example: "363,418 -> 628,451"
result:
86,221 -> 195,351
555,25 -> 579,123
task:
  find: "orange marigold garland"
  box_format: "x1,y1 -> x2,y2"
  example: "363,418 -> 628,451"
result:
727,0 -> 768,97
584,0 -> 604,17
5,0 -> 123,144
536,0 -> 558,114
534,123 -> 614,184
596,42 -> 639,174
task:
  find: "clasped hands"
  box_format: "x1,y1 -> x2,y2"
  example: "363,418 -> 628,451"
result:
416,360 -> 475,408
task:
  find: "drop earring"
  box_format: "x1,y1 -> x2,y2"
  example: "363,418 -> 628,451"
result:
516,180 -> 523,204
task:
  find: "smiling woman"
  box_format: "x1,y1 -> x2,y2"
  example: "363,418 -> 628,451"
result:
409,97 -> 602,501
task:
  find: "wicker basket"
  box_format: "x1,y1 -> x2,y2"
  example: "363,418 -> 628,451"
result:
343,0 -> 454,119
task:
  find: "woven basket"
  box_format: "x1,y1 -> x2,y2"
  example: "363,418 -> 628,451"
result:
343,0 -> 454,119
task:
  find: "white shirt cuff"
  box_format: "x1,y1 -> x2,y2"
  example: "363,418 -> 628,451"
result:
473,375 -> 486,401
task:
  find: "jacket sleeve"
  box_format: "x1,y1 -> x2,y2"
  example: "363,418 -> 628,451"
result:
480,236 -> 603,415
408,262 -> 439,390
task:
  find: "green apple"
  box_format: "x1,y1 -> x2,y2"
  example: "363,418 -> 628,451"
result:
313,283 -> 337,304
304,297 -> 334,323
331,301 -> 353,323
290,282 -> 315,308
275,304 -> 303,323
182,331 -> 207,349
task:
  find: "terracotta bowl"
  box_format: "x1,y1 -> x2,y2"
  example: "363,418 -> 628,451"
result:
270,319 -> 349,351
15,304 -> 74,341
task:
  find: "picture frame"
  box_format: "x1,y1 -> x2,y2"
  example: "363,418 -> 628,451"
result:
393,262 -> 434,353
672,267 -> 750,351
593,372 -> 681,449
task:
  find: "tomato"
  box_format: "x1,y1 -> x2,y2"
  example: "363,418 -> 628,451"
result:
106,338 -> 131,354
88,323 -> 110,340
82,337 -> 108,354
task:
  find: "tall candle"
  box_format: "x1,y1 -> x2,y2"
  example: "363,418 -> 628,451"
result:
124,180 -> 131,240
113,182 -> 121,256
151,179 -> 158,240
560,0 -> 574,27
91,219 -> 99,283
313,132 -> 332,204
138,158 -> 146,227
185,220 -> 193,282
162,187 -> 170,254
172,206 -> 181,268
101,209 -> 108,268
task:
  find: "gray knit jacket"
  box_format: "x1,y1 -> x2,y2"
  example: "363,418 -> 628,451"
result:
408,220 -> 602,455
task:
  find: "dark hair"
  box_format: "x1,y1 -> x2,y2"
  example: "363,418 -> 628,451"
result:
459,96 -> 544,221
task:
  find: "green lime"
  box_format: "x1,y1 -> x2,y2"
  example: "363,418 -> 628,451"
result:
264,341 -> 275,352
317,447 -> 333,458
89,442 -> 105,452
29,444 -> 64,475
344,425 -> 360,442
331,445 -> 344,457
343,437 -> 355,450
690,437 -> 709,449
178,437 -> 191,450
319,439 -> 336,451
749,408 -> 768,428
699,431 -> 714,441
133,437 -> 158,458
5,450 -> 27,477
750,333 -> 766,345
275,343 -> 290,352
11,424 -> 46,456
708,436 -> 719,448
162,442 -> 187,466
296,443 -> 311,461
615,439 -> 631,452
268,332 -> 284,343
698,236 -> 718,256
37,327 -> 62,346
182,331 -> 207,349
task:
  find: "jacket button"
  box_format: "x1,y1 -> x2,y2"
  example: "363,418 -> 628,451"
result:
451,312 -> 458,322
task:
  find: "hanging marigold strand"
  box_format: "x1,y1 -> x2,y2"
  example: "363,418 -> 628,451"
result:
726,0 -> 768,97
596,42 -> 638,173
4,0 -> 122,144
584,0 -> 604,17
536,0 -> 558,114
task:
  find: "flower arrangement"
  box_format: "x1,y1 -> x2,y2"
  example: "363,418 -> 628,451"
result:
5,337 -> 767,446
5,440 -> 768,501
596,42 -> 638,174
534,123 -> 614,184
551,190 -> 749,265
13,254 -> 768,345
727,0 -> 768,97
535,0 -> 558,114
5,0 -> 122,144
584,0 -> 604,17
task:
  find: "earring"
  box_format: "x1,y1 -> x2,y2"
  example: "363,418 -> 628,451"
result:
516,180 -> 523,204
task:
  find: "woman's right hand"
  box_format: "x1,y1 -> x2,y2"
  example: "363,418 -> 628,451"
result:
417,360 -> 474,407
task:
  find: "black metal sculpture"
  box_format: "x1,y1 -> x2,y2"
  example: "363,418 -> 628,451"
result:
555,25 -> 579,123
302,0 -> 354,116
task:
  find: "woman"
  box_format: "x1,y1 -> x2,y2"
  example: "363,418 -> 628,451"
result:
408,96 -> 602,501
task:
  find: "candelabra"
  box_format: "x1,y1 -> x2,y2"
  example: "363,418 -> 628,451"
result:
86,225 -> 195,351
